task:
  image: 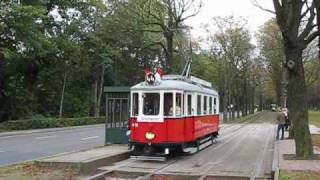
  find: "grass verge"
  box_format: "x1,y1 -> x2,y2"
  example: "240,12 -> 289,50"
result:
279,170 -> 320,180
0,162 -> 78,180
223,111 -> 262,124
309,111 -> 320,128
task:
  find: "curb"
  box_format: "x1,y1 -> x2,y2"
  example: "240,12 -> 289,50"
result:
36,148 -> 131,175
84,170 -> 112,180
0,124 -> 105,138
272,125 -> 280,180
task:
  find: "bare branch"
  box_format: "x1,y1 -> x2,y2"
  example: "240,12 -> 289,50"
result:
272,0 -> 282,17
304,31 -> 320,45
299,1 -> 317,41
300,0 -> 312,20
251,0 -> 275,14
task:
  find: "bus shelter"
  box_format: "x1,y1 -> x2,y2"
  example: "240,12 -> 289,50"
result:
104,86 -> 130,144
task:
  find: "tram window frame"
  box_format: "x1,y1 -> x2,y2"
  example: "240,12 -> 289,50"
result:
209,96 -> 213,114
197,95 -> 202,115
203,96 -> 207,115
142,93 -> 160,116
214,97 -> 217,114
176,93 -> 183,117
187,94 -> 192,116
164,92 -> 173,117
131,93 -> 139,117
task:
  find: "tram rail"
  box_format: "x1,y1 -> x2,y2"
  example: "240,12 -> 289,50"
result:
88,113 -> 274,180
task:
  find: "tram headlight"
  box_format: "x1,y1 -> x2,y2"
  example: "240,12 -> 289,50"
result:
145,132 -> 155,140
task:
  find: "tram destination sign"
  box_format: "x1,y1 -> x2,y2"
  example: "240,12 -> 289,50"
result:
138,116 -> 164,122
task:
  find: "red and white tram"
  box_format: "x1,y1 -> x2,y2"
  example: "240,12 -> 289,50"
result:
129,73 -> 219,158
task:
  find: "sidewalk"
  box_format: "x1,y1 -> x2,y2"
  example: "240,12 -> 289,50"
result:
278,140 -> 320,171
0,124 -> 105,137
277,125 -> 320,172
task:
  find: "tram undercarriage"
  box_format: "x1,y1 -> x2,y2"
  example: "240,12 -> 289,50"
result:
130,132 -> 218,161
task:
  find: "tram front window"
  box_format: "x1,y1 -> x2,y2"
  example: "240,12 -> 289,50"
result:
142,93 -> 160,115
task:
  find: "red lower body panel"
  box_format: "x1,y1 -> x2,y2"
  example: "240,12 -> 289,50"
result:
130,115 -> 219,144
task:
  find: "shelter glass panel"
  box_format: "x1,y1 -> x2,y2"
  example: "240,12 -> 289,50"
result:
121,99 -> 128,126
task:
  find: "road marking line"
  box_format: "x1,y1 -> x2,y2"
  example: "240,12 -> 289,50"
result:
80,136 -> 99,141
35,135 -> 58,140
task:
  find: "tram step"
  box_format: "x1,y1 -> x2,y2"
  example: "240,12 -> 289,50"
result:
199,136 -> 213,144
130,155 -> 167,161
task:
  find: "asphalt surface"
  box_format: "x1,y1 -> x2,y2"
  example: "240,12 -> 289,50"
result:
103,112 -> 277,179
0,124 -> 105,167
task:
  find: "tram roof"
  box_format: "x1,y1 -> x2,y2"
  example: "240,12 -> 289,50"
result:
131,75 -> 218,96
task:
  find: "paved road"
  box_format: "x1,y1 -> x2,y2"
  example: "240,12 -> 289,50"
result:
0,124 -> 105,167
103,112 -> 277,179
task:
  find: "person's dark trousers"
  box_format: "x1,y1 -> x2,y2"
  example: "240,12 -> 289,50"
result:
284,123 -> 289,131
285,117 -> 289,131
276,124 -> 285,140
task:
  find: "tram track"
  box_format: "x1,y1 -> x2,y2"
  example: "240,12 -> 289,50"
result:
93,112 -> 274,180
250,123 -> 274,180
94,124 -> 249,179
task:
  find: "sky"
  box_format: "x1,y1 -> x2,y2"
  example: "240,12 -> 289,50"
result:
185,0 -> 275,43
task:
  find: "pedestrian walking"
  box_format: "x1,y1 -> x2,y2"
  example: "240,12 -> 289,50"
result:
276,110 -> 286,140
282,108 -> 290,131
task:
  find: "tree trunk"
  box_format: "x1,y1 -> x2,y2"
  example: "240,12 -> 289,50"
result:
165,0 -> 174,70
93,64 -> 105,117
243,77 -> 248,116
96,65 -> 105,117
286,48 -> 313,157
259,93 -> 263,111
250,87 -> 255,114
236,97 -> 240,118
231,97 -> 235,120
59,71 -> 67,118
223,62 -> 228,122
93,76 -> 98,117
316,0 -> 320,60
165,33 -> 174,69
280,63 -> 287,108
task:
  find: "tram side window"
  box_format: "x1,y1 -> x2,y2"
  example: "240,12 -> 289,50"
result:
143,93 -> 160,115
214,97 -> 217,114
187,94 -> 192,115
164,93 -> 173,116
197,95 -> 202,115
203,96 -> 207,115
132,93 -> 139,116
176,93 -> 182,116
209,97 -> 213,114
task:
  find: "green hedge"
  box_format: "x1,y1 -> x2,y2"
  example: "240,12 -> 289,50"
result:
0,117 -> 105,131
